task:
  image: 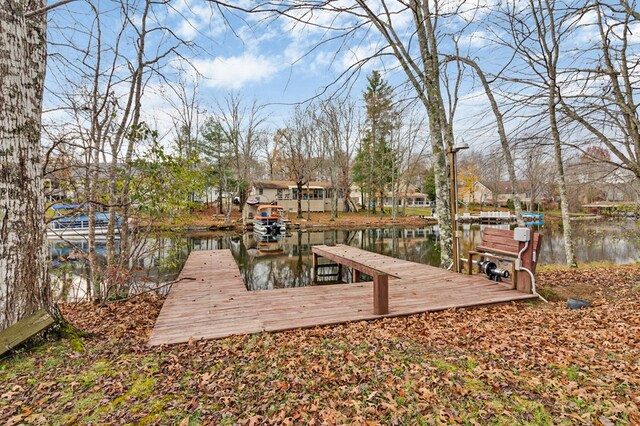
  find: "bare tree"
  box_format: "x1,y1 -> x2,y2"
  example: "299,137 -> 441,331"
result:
277,104 -> 321,218
499,0 -> 578,266
318,96 -> 359,220
215,93 -> 268,213
220,0 -> 463,266
444,55 -> 524,224
559,1 -> 640,180
392,106 -> 429,219
43,0 -> 197,301
165,76 -> 204,160
519,141 -> 555,212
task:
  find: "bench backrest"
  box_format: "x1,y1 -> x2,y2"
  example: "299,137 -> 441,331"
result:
478,228 -> 543,293
479,228 -> 522,256
479,228 -> 542,263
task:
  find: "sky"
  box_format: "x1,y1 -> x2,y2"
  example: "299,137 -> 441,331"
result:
41,0 -> 631,160
45,0 -> 390,134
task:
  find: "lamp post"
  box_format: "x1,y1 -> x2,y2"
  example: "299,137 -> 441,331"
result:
447,139 -> 469,272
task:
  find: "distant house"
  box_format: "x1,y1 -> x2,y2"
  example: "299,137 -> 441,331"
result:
381,185 -> 432,208
460,181 -> 494,205
350,183 -> 432,208
193,187 -> 235,208
567,160 -> 640,205
460,180 -> 548,208
494,181 -> 532,206
248,180 -> 348,213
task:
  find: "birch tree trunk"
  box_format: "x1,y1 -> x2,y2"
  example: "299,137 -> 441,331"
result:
447,56 -> 524,225
549,90 -> 577,267
0,0 -> 55,329
535,0 -> 577,267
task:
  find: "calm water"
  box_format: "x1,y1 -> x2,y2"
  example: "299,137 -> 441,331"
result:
48,219 -> 640,293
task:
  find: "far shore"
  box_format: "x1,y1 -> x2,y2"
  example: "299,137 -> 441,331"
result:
146,207 -> 614,233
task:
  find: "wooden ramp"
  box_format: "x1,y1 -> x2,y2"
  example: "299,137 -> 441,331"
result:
149,245 -> 537,346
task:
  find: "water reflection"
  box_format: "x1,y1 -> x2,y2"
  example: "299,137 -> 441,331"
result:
49,220 -> 640,295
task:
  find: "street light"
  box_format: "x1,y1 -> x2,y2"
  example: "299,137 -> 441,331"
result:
447,139 -> 469,273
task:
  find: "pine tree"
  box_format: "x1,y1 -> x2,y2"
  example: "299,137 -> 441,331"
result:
352,71 -> 397,213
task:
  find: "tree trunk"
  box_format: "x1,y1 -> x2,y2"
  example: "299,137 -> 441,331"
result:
296,181 -> 303,218
0,1 -> 56,329
449,56 -> 524,225
549,93 -> 577,267
306,180 -> 311,220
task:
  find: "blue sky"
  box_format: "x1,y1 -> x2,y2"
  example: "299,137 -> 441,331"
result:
45,0 -> 393,133
42,0 -> 627,156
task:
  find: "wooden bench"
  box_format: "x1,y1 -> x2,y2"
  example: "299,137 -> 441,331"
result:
312,248 -> 390,315
465,228 -> 542,293
0,309 -> 55,356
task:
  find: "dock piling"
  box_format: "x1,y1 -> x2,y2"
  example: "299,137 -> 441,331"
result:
373,274 -> 389,315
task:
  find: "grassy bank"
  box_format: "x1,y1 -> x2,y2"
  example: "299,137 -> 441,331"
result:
150,208 -> 437,232
1,265 -> 639,425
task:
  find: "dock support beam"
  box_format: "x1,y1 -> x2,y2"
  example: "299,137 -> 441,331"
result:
352,268 -> 360,283
373,274 -> 389,315
312,253 -> 318,282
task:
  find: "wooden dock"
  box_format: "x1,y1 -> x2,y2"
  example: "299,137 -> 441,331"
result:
149,245 -> 537,346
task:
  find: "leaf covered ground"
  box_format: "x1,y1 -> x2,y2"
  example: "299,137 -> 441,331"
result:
1,265 -> 639,425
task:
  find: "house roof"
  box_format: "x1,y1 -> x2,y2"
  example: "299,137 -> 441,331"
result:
254,180 -> 333,189
478,180 -> 531,194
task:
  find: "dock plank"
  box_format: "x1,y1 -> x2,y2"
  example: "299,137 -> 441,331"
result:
149,245 -> 537,345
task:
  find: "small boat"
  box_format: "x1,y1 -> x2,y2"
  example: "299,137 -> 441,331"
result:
521,212 -> 544,219
246,195 -> 270,206
47,204 -> 122,238
254,233 -> 285,256
252,205 -> 287,236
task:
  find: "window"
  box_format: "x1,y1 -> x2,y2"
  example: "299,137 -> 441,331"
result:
292,188 -> 324,199
258,188 -> 263,195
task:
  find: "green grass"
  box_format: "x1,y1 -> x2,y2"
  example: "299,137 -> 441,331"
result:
402,207 -> 434,216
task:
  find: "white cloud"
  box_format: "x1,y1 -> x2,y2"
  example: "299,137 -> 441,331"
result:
165,0 -> 225,40
193,54 -> 281,89
457,30 -> 496,48
441,0 -> 499,23
335,42 -> 380,73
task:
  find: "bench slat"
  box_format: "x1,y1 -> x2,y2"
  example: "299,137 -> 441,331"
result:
0,309 -> 55,356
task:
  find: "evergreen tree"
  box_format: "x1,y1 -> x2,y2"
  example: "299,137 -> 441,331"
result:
352,71 -> 397,213
200,117 -> 235,215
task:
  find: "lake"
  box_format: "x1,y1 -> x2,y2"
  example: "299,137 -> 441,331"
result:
48,219 -> 640,295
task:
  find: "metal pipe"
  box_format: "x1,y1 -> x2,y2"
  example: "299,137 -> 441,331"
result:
515,239 -> 547,303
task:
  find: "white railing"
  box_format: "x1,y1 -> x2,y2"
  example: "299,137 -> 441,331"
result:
479,211 -> 512,218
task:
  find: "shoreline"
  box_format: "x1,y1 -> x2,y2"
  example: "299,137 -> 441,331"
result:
148,212 -> 632,234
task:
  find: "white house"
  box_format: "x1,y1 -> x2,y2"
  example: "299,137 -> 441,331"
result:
248,180 -> 348,213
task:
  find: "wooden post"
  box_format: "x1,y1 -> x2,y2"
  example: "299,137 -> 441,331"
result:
312,253 -> 318,282
337,264 -> 343,282
352,268 -> 360,283
516,233 -> 542,294
373,274 -> 389,315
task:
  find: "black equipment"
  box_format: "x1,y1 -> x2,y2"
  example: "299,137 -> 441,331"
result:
477,260 -> 510,282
